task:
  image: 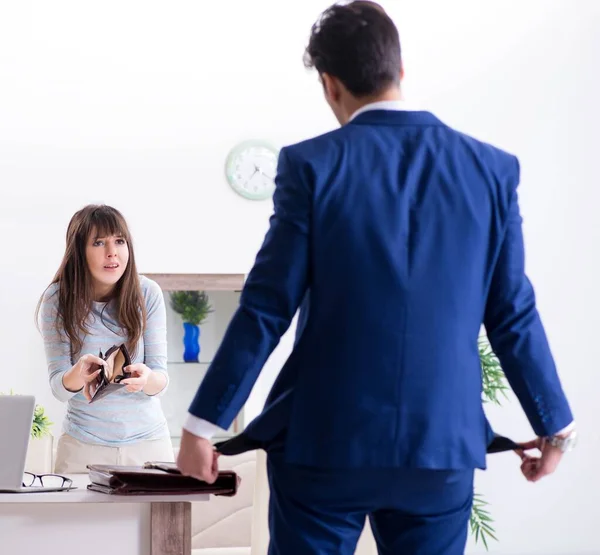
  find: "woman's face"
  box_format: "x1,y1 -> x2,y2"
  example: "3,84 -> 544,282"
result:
85,229 -> 130,300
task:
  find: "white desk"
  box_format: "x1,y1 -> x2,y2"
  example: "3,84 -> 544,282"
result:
0,474 -> 209,555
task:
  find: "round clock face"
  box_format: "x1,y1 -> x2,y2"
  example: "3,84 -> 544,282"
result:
225,140 -> 279,200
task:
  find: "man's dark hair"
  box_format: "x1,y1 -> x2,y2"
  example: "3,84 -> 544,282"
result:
304,1 -> 402,97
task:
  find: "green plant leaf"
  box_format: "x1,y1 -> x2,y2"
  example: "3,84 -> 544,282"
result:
31,404 -> 53,439
470,336 -> 508,547
479,335 -> 509,406
470,492 -> 498,550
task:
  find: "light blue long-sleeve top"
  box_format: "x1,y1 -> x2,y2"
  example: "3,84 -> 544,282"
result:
39,275 -> 170,446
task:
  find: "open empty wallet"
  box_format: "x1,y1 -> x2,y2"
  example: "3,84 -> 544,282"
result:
86,462 -> 240,496
89,344 -> 132,403
213,430 -> 523,456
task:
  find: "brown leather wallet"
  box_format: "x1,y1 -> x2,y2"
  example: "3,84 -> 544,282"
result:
89,344 -> 132,403
86,462 -> 240,496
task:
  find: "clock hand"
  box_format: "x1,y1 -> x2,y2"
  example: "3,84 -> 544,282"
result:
242,169 -> 259,189
256,167 -> 275,180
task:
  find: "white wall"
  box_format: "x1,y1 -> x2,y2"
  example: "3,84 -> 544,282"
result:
0,1 -> 598,553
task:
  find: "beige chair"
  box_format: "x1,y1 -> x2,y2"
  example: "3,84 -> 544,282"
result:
250,449 -> 378,555
187,450 -> 256,555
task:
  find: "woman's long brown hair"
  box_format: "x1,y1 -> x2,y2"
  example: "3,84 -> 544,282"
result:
36,205 -> 146,359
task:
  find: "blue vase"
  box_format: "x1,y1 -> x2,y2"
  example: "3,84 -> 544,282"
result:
183,322 -> 200,363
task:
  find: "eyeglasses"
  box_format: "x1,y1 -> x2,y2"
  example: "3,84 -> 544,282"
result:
22,472 -> 73,490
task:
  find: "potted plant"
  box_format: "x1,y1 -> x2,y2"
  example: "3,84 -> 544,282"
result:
169,290 -> 213,363
470,335 -> 509,549
31,403 -> 53,439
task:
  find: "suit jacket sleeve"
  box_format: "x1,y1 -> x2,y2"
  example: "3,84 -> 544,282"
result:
188,147 -> 311,429
483,156 -> 573,437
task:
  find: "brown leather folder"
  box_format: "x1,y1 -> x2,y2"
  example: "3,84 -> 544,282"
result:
86,462 -> 240,496
89,344 -> 132,403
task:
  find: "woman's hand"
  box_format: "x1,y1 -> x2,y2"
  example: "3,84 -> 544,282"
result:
120,363 -> 152,393
62,353 -> 106,401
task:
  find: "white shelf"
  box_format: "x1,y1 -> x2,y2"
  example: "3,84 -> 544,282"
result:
167,361 -> 212,368
157,289 -> 246,439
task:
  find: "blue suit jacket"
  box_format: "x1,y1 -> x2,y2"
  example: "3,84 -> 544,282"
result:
190,110 -> 573,470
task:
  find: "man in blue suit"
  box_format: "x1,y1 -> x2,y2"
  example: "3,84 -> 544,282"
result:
178,2 -> 576,553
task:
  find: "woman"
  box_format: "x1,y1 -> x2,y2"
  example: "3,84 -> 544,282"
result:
37,204 -> 173,473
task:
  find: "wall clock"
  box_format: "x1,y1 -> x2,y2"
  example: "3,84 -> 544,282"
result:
225,140 -> 279,200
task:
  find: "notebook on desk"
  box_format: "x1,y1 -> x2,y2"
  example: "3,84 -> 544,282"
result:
86,462 -> 240,496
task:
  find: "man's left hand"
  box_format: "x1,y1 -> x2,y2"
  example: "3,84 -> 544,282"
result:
177,429 -> 219,484
514,437 -> 564,482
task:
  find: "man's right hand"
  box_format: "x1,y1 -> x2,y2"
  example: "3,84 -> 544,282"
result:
177,429 -> 220,484
62,354 -> 106,400
515,437 -> 564,482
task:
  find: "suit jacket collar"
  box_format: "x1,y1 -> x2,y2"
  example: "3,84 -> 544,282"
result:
348,109 -> 445,127
348,99 -> 421,121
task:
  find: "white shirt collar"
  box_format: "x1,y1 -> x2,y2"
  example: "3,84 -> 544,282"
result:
348,99 -> 420,122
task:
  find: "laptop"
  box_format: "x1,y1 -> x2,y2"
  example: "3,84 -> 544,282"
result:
0,395 -> 74,493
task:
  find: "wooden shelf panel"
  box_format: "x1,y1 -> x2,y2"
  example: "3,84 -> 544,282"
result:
144,273 -> 244,291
